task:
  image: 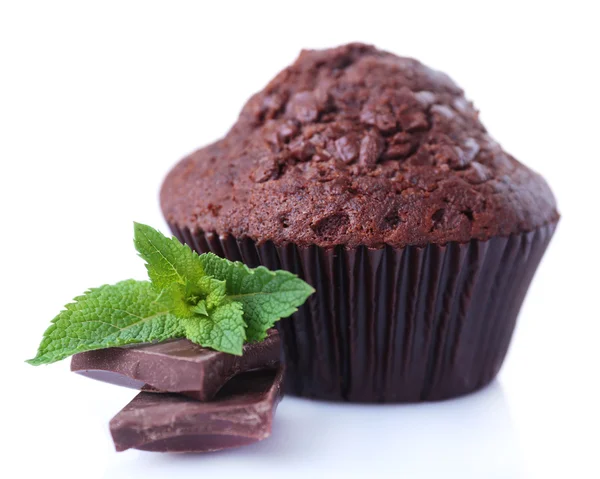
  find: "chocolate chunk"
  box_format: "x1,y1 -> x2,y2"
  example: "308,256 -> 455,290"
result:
430,104 -> 456,120
461,137 -> 481,163
334,134 -> 360,163
383,132 -> 414,160
289,137 -> 316,161
359,102 -> 396,132
414,90 -> 436,107
71,329 -> 280,401
287,91 -> 319,123
463,161 -> 492,184
398,109 -> 429,132
251,155 -> 281,183
110,368 -> 284,453
359,131 -> 384,166
277,120 -> 300,142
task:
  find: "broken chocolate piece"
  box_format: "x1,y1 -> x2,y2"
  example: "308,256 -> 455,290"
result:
71,329 -> 280,400
110,368 -> 284,453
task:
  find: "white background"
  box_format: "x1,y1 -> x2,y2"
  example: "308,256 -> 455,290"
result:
1,1 -> 599,478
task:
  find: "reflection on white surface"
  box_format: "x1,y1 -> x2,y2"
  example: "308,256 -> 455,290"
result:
106,381 -> 524,479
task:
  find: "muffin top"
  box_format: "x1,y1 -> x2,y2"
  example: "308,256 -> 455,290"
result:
161,43 -> 558,249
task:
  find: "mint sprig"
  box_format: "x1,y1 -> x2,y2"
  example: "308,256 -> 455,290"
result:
27,223 -> 314,365
198,253 -> 316,342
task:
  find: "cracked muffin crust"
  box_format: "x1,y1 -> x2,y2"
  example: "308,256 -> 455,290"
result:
161,43 -> 558,249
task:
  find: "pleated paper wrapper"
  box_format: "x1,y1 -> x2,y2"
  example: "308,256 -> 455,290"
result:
169,222 -> 556,403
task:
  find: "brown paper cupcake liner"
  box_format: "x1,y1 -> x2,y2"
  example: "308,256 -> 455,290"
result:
169,222 -> 556,403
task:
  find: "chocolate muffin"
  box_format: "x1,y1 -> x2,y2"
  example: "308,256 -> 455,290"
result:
161,43 -> 558,402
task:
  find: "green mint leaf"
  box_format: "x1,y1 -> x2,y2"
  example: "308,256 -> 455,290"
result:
27,280 -> 183,365
191,300 -> 208,316
133,222 -> 204,290
199,253 -> 315,341
154,276 -> 228,318
154,283 -> 192,318
198,276 -> 228,309
181,301 -> 245,355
